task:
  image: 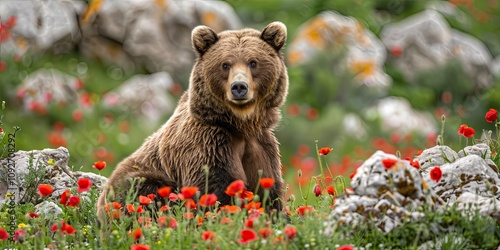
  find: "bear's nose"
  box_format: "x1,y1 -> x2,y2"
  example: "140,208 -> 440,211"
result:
230,81 -> 248,99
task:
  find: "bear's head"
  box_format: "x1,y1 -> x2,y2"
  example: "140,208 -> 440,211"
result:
190,22 -> 288,122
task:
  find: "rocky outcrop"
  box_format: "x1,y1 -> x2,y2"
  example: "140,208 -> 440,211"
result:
0,147 -> 107,208
380,10 -> 494,90
324,144 -> 500,235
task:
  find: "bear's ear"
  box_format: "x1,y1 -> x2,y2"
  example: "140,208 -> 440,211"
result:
260,22 -> 287,51
192,25 -> 219,57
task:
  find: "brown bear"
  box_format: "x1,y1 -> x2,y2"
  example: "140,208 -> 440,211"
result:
97,22 -> 288,220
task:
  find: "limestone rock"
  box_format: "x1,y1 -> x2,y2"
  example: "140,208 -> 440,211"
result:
287,11 -> 391,88
16,69 -> 80,114
34,201 -> 63,219
102,71 -> 175,121
79,0 -> 241,76
324,150 -> 440,235
380,10 -> 493,89
0,0 -> 82,56
421,154 -> 500,203
368,97 -> 438,137
0,147 -> 107,208
415,145 -> 459,171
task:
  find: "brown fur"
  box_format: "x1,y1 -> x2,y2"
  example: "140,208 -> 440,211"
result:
97,22 -> 288,221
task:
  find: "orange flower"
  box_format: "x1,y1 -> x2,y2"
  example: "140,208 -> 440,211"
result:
77,178 -> 92,193
485,108 -> 498,123
225,180 -> 245,197
318,147 -> 332,156
296,205 -> 315,216
259,228 -> 273,239
259,178 -> 274,189
245,201 -> 261,210
157,216 -> 177,229
92,161 -> 106,171
199,193 -> 218,207
157,186 -> 171,198
180,186 -> 199,199
201,231 -> 215,241
326,186 -> 335,196
381,158 -> 398,170
183,212 -> 194,219
184,199 -> 197,210
239,190 -> 254,201
284,226 -> 297,240
219,205 -> 241,214
37,184 -> 53,196
139,195 -> 151,205
130,244 -> 150,250
237,229 -> 258,244
132,228 -> 142,241
430,166 -> 442,182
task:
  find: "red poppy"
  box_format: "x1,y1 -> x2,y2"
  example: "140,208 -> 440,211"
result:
147,193 -> 156,200
237,229 -> 258,244
67,195 -> 81,207
318,147 -> 332,156
219,205 -> 241,214
457,124 -> 467,135
132,228 -> 142,241
139,195 -> 151,205
0,127 -> 3,133
430,166 -> 442,182
0,62 -> 5,73
245,201 -> 262,210
93,161 -> 106,171
38,184 -> 53,196
180,186 -> 199,200
381,158 -> 398,170
157,186 -> 172,198
296,205 -> 315,216
13,229 -> 26,242
61,223 -> 76,234
463,127 -> 474,138
337,245 -> 355,250
314,184 -> 322,197
259,228 -> 273,239
245,219 -> 254,228
201,231 -> 215,241
326,186 -> 335,196
284,226 -> 297,240
225,180 -> 245,197
390,45 -> 403,57
130,244 -> 151,250
485,108 -> 498,123
72,109 -> 83,122
184,199 -> 197,210
60,190 -> 71,205
259,178 -> 275,189
349,171 -> 357,179
0,228 -> 9,240
77,178 -> 92,193
157,216 -> 176,228
28,212 -> 39,218
199,193 -> 218,207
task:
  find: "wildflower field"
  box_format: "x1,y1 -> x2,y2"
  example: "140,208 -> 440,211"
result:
1,0 -> 500,249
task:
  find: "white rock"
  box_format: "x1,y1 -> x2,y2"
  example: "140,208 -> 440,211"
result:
380,9 -> 493,89
34,201 -> 63,218
102,72 -> 175,121
415,145 -> 459,171
369,97 -> 438,137
0,0 -> 81,55
0,147 -> 107,208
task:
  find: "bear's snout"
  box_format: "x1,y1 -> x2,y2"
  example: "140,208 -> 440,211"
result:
230,81 -> 248,99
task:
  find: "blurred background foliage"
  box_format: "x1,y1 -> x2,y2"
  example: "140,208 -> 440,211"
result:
0,0 -> 499,196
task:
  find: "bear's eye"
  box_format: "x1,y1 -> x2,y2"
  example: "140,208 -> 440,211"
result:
222,63 -> 230,70
249,61 -> 257,68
